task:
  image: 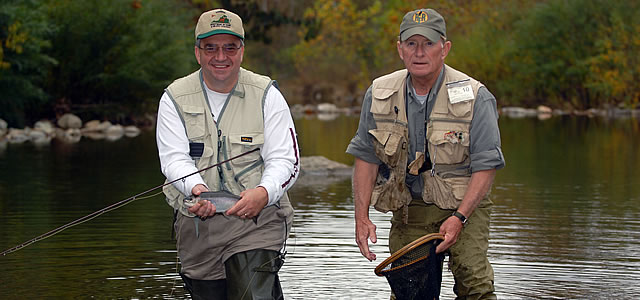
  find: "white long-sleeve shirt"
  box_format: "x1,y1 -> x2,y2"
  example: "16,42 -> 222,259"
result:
156,84 -> 300,206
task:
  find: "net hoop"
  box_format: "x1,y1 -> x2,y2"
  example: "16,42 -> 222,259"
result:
374,233 -> 444,276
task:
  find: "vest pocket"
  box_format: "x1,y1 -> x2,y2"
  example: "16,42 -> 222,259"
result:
447,98 -> 473,118
227,133 -> 264,190
368,129 -> 407,168
370,88 -> 396,114
368,128 -> 411,213
182,105 -> 206,139
427,127 -> 470,164
370,171 -> 412,213
422,173 -> 469,210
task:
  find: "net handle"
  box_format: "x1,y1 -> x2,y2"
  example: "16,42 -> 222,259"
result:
374,233 -> 444,276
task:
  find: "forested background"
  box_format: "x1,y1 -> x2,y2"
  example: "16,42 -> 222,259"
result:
1,0 -> 639,127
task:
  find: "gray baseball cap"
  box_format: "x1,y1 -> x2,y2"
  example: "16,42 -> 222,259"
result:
399,8 -> 446,42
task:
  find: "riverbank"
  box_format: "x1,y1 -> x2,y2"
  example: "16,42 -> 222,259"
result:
0,113 -> 143,146
290,103 -> 640,120
2,105 -> 639,146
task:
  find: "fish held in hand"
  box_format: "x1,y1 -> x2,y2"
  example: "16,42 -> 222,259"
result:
184,190 -> 241,213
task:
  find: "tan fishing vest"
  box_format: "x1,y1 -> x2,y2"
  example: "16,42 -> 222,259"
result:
161,68 -> 294,280
370,65 -> 484,214
162,68 -> 292,218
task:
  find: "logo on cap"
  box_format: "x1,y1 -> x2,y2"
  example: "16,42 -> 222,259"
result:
211,13 -> 231,29
413,11 -> 428,23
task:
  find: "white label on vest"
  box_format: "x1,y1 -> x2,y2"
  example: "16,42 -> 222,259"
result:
446,80 -> 474,104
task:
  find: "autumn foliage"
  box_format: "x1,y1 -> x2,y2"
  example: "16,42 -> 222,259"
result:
1,0 -> 639,127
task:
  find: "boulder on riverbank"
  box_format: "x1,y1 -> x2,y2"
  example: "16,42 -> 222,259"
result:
296,156 -> 353,186
0,114 -> 143,145
57,113 -> 83,129
300,156 -> 352,176
0,119 -> 7,137
500,106 -> 640,119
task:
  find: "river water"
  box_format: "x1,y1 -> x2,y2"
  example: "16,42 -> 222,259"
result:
1,114 -> 639,299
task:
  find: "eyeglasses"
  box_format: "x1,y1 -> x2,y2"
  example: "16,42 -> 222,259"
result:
402,40 -> 442,52
198,43 -> 242,56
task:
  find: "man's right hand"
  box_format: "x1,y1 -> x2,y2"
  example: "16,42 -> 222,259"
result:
352,157 -> 380,261
355,216 -> 378,261
188,184 -> 216,217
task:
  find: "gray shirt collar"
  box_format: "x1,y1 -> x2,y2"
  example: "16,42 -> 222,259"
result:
405,66 -> 446,105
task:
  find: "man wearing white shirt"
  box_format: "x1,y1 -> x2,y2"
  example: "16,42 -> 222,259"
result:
156,8 -> 299,300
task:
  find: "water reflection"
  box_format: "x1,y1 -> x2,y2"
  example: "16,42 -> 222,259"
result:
1,115 -> 639,299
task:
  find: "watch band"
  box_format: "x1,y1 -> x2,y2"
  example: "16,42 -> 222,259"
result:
452,211 -> 467,226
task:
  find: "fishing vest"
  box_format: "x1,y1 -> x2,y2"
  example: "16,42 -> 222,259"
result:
369,65 -> 484,214
162,68 -> 290,217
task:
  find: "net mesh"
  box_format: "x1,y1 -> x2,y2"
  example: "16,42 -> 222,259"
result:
376,234 -> 445,300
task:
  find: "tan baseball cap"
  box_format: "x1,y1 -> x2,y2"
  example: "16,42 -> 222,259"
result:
195,9 -> 244,40
399,8 -> 446,42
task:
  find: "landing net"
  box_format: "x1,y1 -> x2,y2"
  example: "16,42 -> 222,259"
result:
374,233 -> 445,300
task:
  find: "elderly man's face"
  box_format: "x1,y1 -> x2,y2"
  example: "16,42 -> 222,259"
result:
397,34 -> 450,82
195,34 -> 244,93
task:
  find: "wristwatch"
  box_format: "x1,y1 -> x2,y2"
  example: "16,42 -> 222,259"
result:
452,211 -> 468,227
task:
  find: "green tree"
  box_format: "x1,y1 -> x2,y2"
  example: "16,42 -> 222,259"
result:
290,0 -> 391,105
45,0 -> 196,124
507,0 -> 640,110
0,0 -> 56,127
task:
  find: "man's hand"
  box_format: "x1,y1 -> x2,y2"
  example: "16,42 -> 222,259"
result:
226,186 -> 269,219
435,215 -> 464,253
188,184 -> 216,217
352,158 -> 380,261
355,216 -> 378,261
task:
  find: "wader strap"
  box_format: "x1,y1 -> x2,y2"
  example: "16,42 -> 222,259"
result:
171,209 -> 178,240
193,218 -> 200,238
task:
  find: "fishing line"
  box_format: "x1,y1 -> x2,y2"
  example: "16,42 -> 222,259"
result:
1,147 -> 260,256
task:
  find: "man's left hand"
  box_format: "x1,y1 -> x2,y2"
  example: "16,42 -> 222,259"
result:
435,215 -> 464,253
226,186 -> 269,219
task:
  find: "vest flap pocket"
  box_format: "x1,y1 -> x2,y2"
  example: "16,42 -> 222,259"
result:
227,133 -> 264,165
368,129 -> 391,147
372,88 -> 397,100
448,99 -> 473,118
384,134 -> 402,156
370,89 -> 396,114
182,105 -> 206,139
428,128 -> 470,147
369,129 -> 404,157
202,145 -> 214,158
182,105 -> 204,114
229,133 -> 264,145
433,93 -> 472,118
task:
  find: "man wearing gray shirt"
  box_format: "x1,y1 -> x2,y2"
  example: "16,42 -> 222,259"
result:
346,8 -> 505,299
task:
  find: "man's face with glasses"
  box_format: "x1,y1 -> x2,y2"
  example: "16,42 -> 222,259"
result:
195,34 -> 244,93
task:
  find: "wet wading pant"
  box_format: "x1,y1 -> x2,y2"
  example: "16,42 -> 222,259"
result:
389,200 -> 496,300
180,249 -> 284,300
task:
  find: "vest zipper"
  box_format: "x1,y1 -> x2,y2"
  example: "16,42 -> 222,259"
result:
429,117 -> 471,124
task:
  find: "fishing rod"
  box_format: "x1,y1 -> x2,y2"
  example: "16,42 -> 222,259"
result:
1,147 -> 260,256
